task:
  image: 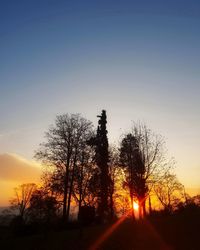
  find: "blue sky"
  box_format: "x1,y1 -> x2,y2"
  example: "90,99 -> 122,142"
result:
0,0 -> 200,190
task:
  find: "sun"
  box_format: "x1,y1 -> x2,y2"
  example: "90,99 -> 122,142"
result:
133,201 -> 139,211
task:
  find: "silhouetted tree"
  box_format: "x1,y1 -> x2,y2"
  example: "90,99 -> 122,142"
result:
192,195 -> 200,206
35,114 -> 93,222
119,134 -> 139,219
72,143 -> 96,217
28,188 -> 59,224
9,183 -> 37,219
154,173 -> 184,213
88,110 -> 111,221
120,123 -> 172,218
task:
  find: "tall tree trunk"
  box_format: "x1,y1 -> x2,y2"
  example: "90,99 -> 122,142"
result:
66,154 -> 77,222
148,196 -> 152,214
78,196 -> 82,220
63,167 -> 69,221
139,199 -> 142,219
142,198 -> 146,217
66,180 -> 72,222
63,157 -> 70,221
66,169 -> 75,222
62,181 -> 67,221
78,166 -> 83,220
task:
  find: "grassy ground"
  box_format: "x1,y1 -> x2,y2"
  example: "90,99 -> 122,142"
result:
1,211 -> 199,250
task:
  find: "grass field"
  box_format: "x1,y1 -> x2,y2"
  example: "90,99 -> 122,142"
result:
1,211 -> 199,250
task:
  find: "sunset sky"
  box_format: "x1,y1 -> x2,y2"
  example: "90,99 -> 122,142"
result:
0,0 -> 200,206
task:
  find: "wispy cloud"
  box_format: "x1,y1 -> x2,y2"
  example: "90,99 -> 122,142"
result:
0,153 -> 41,182
0,153 -> 42,206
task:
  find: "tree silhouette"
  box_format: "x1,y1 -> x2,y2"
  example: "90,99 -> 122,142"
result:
72,142 -> 96,217
88,110 -> 111,221
35,114 -> 93,222
28,188 -> 59,224
154,173 -> 184,213
119,134 -> 140,219
10,183 -> 37,219
120,123 -> 172,218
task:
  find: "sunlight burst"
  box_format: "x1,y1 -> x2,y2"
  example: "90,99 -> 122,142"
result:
133,201 -> 139,211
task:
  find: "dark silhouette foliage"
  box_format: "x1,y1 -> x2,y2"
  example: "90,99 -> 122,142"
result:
28,189 -> 59,224
78,205 -> 95,225
88,110 -> 111,221
120,133 -> 147,218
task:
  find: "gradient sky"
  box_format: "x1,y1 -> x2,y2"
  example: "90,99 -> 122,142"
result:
0,0 -> 200,205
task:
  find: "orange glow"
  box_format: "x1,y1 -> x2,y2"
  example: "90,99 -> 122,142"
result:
0,153 -> 42,206
133,201 -> 139,211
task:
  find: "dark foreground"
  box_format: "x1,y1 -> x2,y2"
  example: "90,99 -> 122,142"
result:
1,212 -> 199,250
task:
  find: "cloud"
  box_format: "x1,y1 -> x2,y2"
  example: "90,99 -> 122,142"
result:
0,153 -> 41,183
0,153 -> 42,206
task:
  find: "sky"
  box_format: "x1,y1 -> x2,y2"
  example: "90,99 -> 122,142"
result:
0,0 -> 200,205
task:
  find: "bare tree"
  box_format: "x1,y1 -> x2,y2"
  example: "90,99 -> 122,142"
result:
108,145 -> 122,219
72,143 -> 96,217
35,114 -> 93,222
154,173 -> 184,213
10,183 -> 37,218
119,123 -> 172,218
